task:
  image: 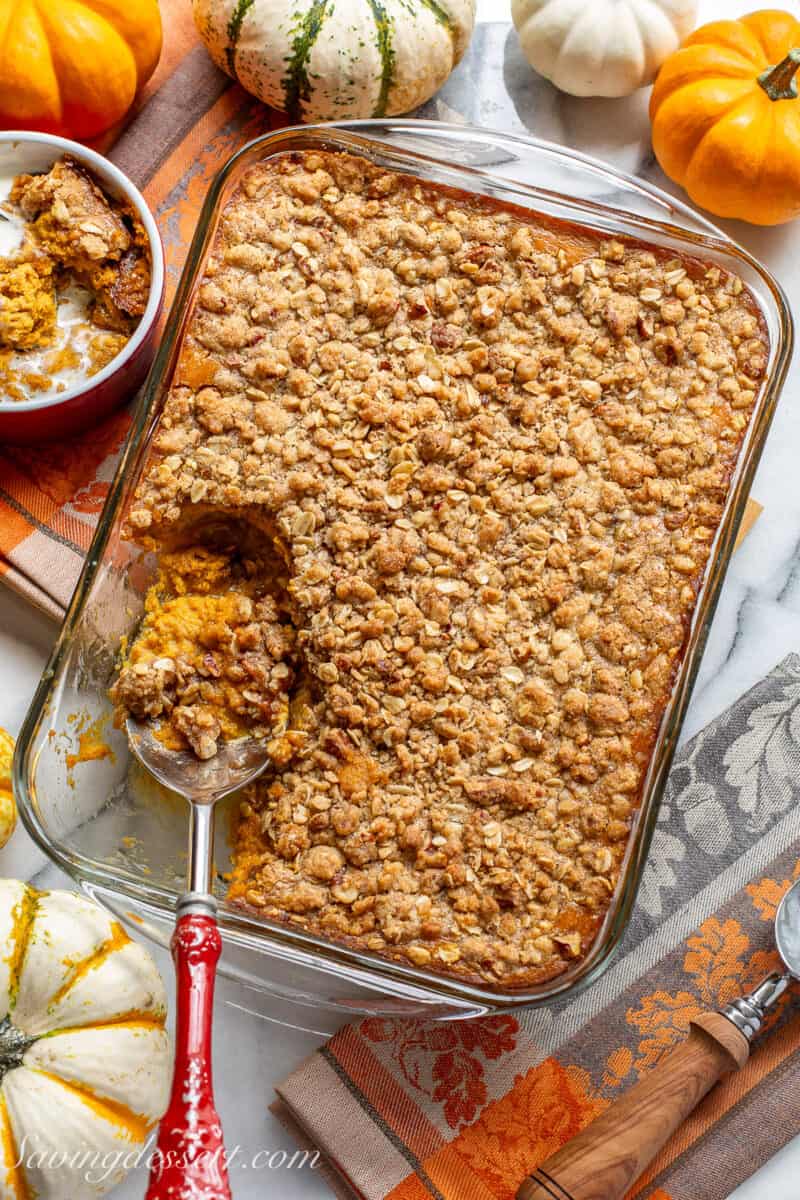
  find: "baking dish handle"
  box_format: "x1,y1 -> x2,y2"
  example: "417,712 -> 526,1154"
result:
146,908 -> 231,1200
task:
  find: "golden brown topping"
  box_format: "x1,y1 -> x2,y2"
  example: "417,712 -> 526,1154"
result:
123,149 -> 767,992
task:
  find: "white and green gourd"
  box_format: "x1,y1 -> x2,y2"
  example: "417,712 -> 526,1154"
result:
0,881 -> 170,1200
192,0 -> 477,122
512,0 -> 698,98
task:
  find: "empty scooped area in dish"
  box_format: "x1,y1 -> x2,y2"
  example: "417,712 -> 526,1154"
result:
112,514 -> 301,761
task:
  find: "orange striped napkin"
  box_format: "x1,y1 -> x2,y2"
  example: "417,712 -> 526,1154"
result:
274,655 -> 800,1200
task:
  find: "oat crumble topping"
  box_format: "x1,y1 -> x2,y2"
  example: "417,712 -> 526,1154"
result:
119,150 -> 768,990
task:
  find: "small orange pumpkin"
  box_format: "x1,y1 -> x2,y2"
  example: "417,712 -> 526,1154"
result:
0,729 -> 16,850
650,9 -> 800,225
0,0 -> 163,141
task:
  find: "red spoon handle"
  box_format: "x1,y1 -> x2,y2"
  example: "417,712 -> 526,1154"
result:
146,910 -> 231,1200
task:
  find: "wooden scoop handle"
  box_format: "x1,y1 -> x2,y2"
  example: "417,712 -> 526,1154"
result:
516,1012 -> 749,1200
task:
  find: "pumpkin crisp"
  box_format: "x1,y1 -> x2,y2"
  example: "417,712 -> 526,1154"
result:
10,157 -> 150,332
118,149 -> 768,990
0,156 -> 150,402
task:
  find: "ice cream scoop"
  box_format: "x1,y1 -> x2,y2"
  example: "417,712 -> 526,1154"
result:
517,874 -> 800,1200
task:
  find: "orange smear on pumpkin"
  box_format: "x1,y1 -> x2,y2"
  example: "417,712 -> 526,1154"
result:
31,1071 -> 151,1143
50,923 -> 130,1008
0,1095 -> 30,1200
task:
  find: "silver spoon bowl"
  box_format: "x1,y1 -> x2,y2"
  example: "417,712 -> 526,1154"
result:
720,873 -> 800,1039
125,715 -> 271,895
125,715 -> 273,1200
775,873 -> 800,975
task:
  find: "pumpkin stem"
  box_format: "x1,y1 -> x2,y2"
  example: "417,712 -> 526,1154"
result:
0,1016 -> 38,1082
758,48 -> 800,100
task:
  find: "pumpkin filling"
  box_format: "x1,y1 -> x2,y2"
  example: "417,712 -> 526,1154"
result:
0,156 -> 151,402
113,149 -> 769,991
0,256 -> 57,351
112,532 -> 296,760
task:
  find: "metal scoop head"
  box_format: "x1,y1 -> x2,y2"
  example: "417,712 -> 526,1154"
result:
721,873 -> 800,1042
125,715 -> 272,805
125,715 -> 273,897
775,875 -> 800,979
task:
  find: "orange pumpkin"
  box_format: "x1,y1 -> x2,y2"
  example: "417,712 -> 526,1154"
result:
0,729 -> 15,849
650,9 -> 800,225
0,0 -> 163,141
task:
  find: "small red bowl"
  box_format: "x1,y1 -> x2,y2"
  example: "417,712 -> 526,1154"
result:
0,132 -> 165,444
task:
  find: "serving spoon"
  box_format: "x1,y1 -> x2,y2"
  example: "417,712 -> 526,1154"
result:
517,874 -> 800,1200
126,716 -> 272,1200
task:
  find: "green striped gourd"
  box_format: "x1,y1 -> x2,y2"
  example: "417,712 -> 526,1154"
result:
192,0 -> 476,121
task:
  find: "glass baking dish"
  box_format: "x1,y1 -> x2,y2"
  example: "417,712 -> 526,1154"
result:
13,121 -> 793,1025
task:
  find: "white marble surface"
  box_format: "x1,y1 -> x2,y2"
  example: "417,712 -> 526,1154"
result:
3,0 -> 800,1195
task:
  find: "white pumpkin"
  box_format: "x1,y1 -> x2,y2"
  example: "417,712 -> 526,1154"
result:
0,881 -> 170,1200
512,0 -> 698,97
193,0 -> 476,121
